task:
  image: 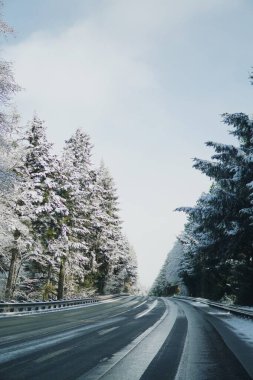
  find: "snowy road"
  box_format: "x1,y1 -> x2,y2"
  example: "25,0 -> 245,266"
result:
0,296 -> 252,379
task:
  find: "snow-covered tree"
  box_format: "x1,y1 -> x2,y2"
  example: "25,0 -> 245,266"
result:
0,6 -> 24,299
0,8 -> 20,193
1,128 -> 35,300
150,241 -> 186,296
0,123 -> 139,299
22,116 -> 68,299
60,129 -> 96,297
0,3 -> 138,299
121,242 -> 138,293
177,110 -> 253,304
91,163 -> 123,293
104,237 -> 138,294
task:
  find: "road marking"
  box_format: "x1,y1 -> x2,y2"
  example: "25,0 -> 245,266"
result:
98,327 -> 119,336
133,300 -> 147,309
135,300 -> 158,319
35,347 -> 70,363
105,301 -> 149,319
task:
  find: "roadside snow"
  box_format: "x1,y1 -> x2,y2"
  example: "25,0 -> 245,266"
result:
190,301 -> 209,308
186,299 -> 253,346
240,306 -> 253,311
223,316 -> 253,346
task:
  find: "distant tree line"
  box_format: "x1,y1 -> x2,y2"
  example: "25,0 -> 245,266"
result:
0,12 -> 137,301
149,241 -> 187,297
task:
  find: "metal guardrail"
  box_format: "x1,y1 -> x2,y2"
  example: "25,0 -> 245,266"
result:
0,297 -> 99,314
173,295 -> 253,320
0,293 -> 127,315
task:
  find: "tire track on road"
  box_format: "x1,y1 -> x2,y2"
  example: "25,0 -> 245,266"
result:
140,305 -> 187,380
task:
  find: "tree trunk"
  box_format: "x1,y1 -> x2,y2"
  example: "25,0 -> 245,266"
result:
5,247 -> 19,300
57,258 -> 66,300
47,263 -> 52,284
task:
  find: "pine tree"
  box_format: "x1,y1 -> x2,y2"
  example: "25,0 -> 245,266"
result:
104,236 -> 138,294
91,163 -> 124,294
122,242 -> 138,293
0,9 -> 21,299
23,116 -> 68,299
178,111 -> 253,304
60,129 -> 95,297
1,123 -> 38,300
149,241 -> 185,297
150,263 -> 169,297
0,8 -> 20,193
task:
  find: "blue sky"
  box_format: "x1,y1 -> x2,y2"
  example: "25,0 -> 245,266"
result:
3,0 -> 253,288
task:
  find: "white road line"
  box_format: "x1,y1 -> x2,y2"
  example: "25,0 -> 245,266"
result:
35,347 -> 70,363
133,300 -> 148,309
106,302 -> 148,319
135,300 -> 158,319
98,327 -> 119,336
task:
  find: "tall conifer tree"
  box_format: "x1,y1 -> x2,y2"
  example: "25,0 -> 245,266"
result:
178,112 -> 253,304
24,116 -> 68,298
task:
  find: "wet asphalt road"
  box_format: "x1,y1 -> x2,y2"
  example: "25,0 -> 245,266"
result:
0,296 -> 252,380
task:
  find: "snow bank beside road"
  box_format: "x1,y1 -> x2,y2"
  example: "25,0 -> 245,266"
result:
223,316 -> 253,347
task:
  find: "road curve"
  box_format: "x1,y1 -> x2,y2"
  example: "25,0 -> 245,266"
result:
0,296 -> 252,380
